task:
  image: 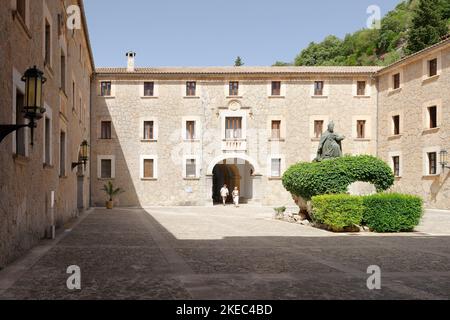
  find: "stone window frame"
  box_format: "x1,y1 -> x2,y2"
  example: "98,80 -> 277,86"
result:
59,128 -> 67,178
310,80 -> 330,98
42,103 -> 53,166
183,81 -> 200,98
267,116 -> 286,141
140,117 -> 159,142
42,2 -> 54,70
422,51 -> 442,83
267,81 -> 286,98
221,110 -> 247,141
98,80 -> 115,98
140,155 -> 158,180
422,146 -> 441,177
352,115 -> 372,140
309,115 -> 329,140
267,154 -> 286,179
352,78 -> 371,97
225,81 -> 244,98
389,68 -> 404,93
12,68 -> 29,157
181,116 -> 202,141
388,111 -> 404,137
98,155 -> 116,179
13,0 -> 31,34
140,81 -> 159,98
388,151 -> 403,178
422,99 -> 442,132
182,155 -> 201,180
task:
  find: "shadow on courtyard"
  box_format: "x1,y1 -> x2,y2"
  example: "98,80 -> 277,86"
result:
0,208 -> 449,300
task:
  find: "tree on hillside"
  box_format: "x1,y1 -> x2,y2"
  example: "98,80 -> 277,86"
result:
234,56 -> 244,66
406,0 -> 448,54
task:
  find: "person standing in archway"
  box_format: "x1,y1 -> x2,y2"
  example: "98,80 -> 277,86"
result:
232,187 -> 240,208
220,184 -> 229,206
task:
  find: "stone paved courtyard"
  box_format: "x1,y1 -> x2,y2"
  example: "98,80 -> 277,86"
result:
0,207 -> 449,300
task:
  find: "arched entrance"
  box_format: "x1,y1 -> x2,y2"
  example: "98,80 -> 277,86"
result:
207,154 -> 261,205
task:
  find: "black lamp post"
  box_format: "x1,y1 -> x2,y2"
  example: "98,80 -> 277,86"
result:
72,140 -> 89,170
0,66 -> 47,145
440,150 -> 450,170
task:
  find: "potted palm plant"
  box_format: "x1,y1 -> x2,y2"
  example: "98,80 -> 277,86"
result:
102,181 -> 124,209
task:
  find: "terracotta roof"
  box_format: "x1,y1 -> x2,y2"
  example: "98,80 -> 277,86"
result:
95,66 -> 382,75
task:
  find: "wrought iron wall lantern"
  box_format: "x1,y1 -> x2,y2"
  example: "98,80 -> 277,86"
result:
440,150 -> 450,170
0,66 -> 47,145
72,140 -> 89,170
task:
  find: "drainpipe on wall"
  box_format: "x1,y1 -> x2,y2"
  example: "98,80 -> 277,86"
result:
373,73 -> 380,158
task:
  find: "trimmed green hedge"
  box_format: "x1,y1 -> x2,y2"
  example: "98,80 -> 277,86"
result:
311,193 -> 423,233
363,193 -> 423,233
311,194 -> 364,232
282,155 -> 395,200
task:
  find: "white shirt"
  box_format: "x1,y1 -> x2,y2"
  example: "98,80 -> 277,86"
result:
220,187 -> 229,197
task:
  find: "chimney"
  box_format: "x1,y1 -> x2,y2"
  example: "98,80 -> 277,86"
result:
126,51 -> 136,72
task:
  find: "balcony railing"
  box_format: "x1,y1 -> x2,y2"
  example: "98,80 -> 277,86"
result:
222,139 -> 247,152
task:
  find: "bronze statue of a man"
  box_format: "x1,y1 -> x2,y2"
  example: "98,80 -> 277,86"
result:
314,121 -> 345,162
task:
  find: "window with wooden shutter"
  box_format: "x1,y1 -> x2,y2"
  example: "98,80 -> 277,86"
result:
271,120 -> 281,139
314,120 -> 324,139
357,120 -> 366,139
393,115 -> 400,135
226,117 -> 242,139
143,121 -> 154,140
101,81 -> 111,96
16,0 -> 26,22
393,73 -> 400,89
357,81 -> 366,96
101,121 -> 111,139
429,58 -> 438,77
428,106 -> 437,128
314,81 -> 324,96
428,152 -> 437,175
101,159 -> 112,179
44,20 -> 51,66
143,159 -> 154,179
271,159 -> 281,177
186,121 -> 196,140
393,156 -> 400,177
186,159 -> 196,178
229,82 -> 239,96
271,81 -> 281,96
186,82 -> 196,96
144,82 -> 154,96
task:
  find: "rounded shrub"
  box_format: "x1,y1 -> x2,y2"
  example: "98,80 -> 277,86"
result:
311,194 -> 364,232
282,155 -> 394,200
363,193 -> 423,232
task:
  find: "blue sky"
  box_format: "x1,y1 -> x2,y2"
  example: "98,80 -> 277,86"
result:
84,0 -> 401,67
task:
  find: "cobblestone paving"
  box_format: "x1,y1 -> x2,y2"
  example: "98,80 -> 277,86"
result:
0,207 -> 449,300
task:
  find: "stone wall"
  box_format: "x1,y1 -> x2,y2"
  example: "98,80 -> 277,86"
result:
91,72 -> 377,207
0,0 -> 93,268
377,43 -> 450,209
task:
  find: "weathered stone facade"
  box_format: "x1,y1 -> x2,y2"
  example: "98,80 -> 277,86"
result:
377,39 -> 450,209
91,67 -> 379,207
0,0 -> 93,268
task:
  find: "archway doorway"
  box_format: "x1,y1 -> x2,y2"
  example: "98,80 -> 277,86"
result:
211,159 -> 254,204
